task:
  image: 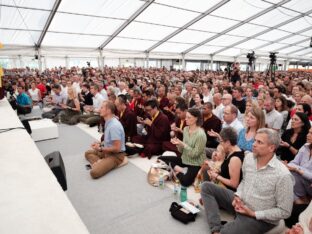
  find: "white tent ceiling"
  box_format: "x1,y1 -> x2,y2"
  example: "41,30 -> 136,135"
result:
1,0 -> 312,61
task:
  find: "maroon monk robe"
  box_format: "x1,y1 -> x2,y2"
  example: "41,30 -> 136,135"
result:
162,117 -> 187,157
134,97 -> 145,118
132,111 -> 170,159
202,114 -> 222,148
118,107 -> 137,141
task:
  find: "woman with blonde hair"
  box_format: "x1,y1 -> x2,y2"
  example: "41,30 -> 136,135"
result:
54,86 -> 81,125
237,106 -> 265,152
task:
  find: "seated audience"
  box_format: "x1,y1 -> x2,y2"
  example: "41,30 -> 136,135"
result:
232,87 -> 246,114
286,128 -> 312,204
212,93 -> 224,120
285,202 -> 312,234
115,94 -> 137,141
162,102 -> 188,156
85,101 -> 127,179
79,83 -> 93,110
132,99 -> 170,159
202,102 -> 222,149
201,128 -> 294,234
264,97 -> 284,132
42,84 -> 67,119
275,95 -> 289,132
278,112 -> 310,162
16,85 -> 32,115
80,84 -> 104,127
206,127 -> 244,191
55,87 -> 81,125
222,105 -> 244,133
238,107 -> 265,152
158,108 -> 207,187
28,81 -> 42,106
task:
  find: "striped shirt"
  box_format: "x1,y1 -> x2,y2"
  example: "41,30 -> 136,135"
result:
235,152 -> 294,224
178,127 -> 207,166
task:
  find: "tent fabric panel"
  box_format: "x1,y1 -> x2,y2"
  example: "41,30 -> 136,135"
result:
2,0 -> 55,10
118,22 -> 177,41
211,0 -> 272,21
189,15 -> 238,33
47,12 -> 124,35
236,39 -> 269,50
278,35 -> 309,44
42,32 -> 107,47
229,23 -> 267,37
278,18 -> 312,32
283,0 -> 312,13
168,30 -> 216,44
0,6 -> 50,30
57,0 -> 144,19
0,29 -> 40,45
256,29 -> 291,41
278,46 -> 305,54
191,45 -> 225,54
105,37 -> 156,51
217,48 -> 241,56
250,8 -> 299,27
153,42 -> 196,53
207,35 -> 245,47
135,4 -> 199,27
155,0 -> 223,13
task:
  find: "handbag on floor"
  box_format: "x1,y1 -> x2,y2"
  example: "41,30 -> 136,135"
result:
169,202 -> 197,224
147,164 -> 170,187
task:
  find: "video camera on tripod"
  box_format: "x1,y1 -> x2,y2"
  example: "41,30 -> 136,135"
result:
266,52 -> 278,82
246,51 -> 255,80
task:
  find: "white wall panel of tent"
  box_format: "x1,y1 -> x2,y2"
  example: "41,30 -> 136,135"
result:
1,0 -> 312,69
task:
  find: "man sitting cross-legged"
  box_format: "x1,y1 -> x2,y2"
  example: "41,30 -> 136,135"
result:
85,101 -> 127,179
201,128 -> 294,234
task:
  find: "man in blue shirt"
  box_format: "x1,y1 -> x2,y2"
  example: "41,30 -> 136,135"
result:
85,100 -> 127,179
16,85 -> 32,114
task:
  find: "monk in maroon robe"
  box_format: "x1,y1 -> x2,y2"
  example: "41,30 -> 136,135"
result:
115,95 -> 137,142
162,102 -> 188,156
132,99 -> 170,159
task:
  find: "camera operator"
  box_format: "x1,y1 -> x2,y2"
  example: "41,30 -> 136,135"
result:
231,62 -> 241,84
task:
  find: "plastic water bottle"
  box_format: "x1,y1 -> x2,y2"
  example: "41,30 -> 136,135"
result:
159,171 -> 165,189
180,186 -> 187,202
173,179 -> 180,196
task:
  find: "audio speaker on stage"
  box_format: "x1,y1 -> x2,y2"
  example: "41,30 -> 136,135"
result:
21,119 -> 32,135
44,151 -> 67,191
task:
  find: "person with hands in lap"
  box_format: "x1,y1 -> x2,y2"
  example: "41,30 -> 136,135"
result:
201,128 -> 294,234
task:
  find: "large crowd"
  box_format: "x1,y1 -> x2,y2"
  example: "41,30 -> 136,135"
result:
2,65 -> 312,234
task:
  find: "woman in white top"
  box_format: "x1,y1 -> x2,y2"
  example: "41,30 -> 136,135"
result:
28,81 -> 41,105
202,83 -> 213,104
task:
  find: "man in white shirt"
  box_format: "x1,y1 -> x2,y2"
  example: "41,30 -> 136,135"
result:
264,97 -> 284,132
72,75 -> 81,94
222,105 -> 244,134
118,81 -> 128,96
201,128 -> 294,234
80,84 -> 104,127
212,93 -> 224,120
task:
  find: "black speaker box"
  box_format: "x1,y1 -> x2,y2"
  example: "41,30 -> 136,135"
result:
44,151 -> 67,191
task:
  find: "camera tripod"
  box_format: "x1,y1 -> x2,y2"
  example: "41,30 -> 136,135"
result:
266,61 -> 277,83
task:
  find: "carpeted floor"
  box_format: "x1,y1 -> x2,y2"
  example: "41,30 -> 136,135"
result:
36,124 -> 211,234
